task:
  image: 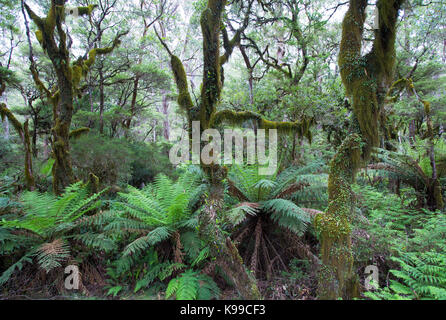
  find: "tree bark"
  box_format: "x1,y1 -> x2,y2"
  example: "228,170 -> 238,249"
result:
23,1 -> 125,194
99,67 -> 105,134
0,104 -> 36,191
317,0 -> 405,299
162,94 -> 170,140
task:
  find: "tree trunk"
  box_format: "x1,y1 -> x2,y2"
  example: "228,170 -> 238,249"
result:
0,104 -> 35,191
158,0 -> 262,298
315,134 -> 361,299
199,181 -> 261,299
2,117 -> 9,139
319,0 -> 405,299
162,94 -> 170,140
23,1 -> 124,194
52,68 -> 75,195
32,112 -> 38,157
23,120 -> 36,191
99,67 -> 105,134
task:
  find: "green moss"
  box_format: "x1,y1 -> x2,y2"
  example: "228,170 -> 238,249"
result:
210,110 -> 261,127
171,55 -> 194,111
338,1 -> 403,163
199,1 -> 227,127
84,49 -> 98,69
423,101 -> 431,115
50,90 -> 60,106
71,37 -> 122,92
35,30 -> 43,44
69,127 -> 90,139
0,103 -> 23,136
77,5 -> 98,16
88,172 -> 100,194
316,134 -> 361,300
71,65 -> 82,89
44,4 -> 57,37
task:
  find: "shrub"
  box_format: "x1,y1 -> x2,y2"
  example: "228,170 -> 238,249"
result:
127,141 -> 175,188
71,134 -> 133,187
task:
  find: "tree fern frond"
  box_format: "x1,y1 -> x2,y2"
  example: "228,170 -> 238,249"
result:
226,203 -> 259,226
122,227 -> 171,256
36,238 -> 70,273
166,270 -> 219,300
262,199 -> 310,236
72,233 -> 117,252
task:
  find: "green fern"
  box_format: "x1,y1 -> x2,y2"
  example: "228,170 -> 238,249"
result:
113,172 -> 203,257
0,182 -> 111,286
366,250 -> 446,300
222,163 -> 318,278
357,185 -> 446,300
105,170 -> 210,295
225,163 -> 312,236
166,269 -> 220,300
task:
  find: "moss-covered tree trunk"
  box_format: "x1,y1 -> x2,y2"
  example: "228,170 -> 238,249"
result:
0,104 -> 36,191
315,134 -> 361,299
24,0 -> 124,194
196,0 -> 261,299
52,62 -> 75,194
316,0 -> 405,299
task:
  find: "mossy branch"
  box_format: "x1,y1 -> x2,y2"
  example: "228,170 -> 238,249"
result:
210,109 -> 314,142
23,3 -> 45,30
220,27 -> 240,66
338,0 -> 367,95
0,103 -> 35,190
220,0 -> 253,66
373,0 -> 405,85
210,110 -> 262,127
200,0 -> 227,123
339,0 -> 405,161
72,31 -> 127,90
69,127 -> 90,139
155,27 -> 194,112
0,103 -> 24,138
76,5 -> 98,17
260,118 -> 313,141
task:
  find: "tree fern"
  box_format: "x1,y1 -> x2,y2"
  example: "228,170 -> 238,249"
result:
106,170 -> 210,295
262,199 -> 310,236
223,163 -> 317,278
225,164 -> 312,233
122,226 -> 171,256
0,182 -> 112,287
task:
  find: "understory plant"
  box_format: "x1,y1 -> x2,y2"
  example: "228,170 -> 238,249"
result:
223,163 -> 322,279
353,184 -> 446,300
0,182 -> 113,294
104,168 -> 211,296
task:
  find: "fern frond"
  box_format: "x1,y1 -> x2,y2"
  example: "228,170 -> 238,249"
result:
166,270 -> 219,300
122,227 -> 171,256
0,253 -> 34,286
72,233 -> 117,252
36,238 -> 70,272
262,199 -> 310,236
226,203 -> 259,227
